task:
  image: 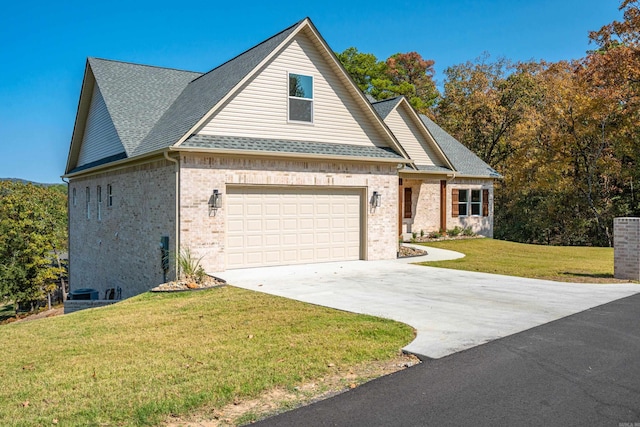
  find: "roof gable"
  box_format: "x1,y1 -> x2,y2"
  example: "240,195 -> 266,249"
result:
66,18 -> 410,175
66,58 -> 200,173
191,27 -> 400,152
372,97 -> 453,171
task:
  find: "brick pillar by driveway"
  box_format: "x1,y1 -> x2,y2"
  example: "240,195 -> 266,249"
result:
614,217 -> 640,280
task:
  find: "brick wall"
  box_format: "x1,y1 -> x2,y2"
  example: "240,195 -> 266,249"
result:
447,178 -> 494,237
614,217 -> 640,280
68,158 -> 177,298
402,178 -> 441,235
400,177 -> 495,237
179,154 -> 399,271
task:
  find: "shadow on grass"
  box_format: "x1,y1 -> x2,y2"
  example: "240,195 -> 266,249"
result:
560,272 -> 614,279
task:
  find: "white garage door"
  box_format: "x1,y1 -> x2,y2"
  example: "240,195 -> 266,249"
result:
227,187 -> 362,269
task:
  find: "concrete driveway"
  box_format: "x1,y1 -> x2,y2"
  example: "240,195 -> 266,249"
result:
217,248 -> 639,359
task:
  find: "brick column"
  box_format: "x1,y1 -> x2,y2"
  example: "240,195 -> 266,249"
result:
614,217 -> 640,280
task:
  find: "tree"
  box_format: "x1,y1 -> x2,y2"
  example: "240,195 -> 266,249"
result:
385,52 -> 439,111
336,47 -> 387,94
336,48 -> 439,113
435,55 -> 542,170
0,181 -> 67,313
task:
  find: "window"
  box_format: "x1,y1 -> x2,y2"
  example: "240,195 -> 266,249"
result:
403,187 -> 412,219
72,188 -> 77,206
107,184 -> 113,207
457,189 -> 468,216
288,73 -> 313,122
452,188 -> 490,217
97,186 -> 102,221
85,187 -> 90,219
470,190 -> 481,216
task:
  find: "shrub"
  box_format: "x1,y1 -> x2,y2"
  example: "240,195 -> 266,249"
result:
462,227 -> 476,237
177,248 -> 206,283
428,231 -> 442,239
447,226 -> 463,237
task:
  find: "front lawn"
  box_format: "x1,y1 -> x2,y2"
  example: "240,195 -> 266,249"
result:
419,238 -> 630,283
1,287 -> 414,426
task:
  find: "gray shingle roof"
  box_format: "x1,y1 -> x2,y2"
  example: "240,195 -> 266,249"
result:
415,164 -> 455,173
133,20 -> 302,157
420,115 -> 501,178
88,58 -> 201,156
371,96 -> 403,120
182,135 -> 404,160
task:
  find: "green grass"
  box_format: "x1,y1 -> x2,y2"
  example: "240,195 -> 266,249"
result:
418,238 -> 630,283
1,287 -> 413,426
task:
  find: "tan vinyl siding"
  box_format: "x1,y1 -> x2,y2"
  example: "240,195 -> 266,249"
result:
77,86 -> 126,167
197,31 -> 389,148
385,106 -> 442,167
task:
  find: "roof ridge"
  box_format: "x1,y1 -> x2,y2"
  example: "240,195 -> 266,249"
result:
88,57 -> 202,75
190,18 -> 306,84
371,95 -> 404,105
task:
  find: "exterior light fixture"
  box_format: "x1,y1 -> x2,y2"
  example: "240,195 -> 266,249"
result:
208,189 -> 223,216
371,191 -> 382,208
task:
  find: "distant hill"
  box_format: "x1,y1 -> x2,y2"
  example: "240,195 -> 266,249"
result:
1,178 -> 64,187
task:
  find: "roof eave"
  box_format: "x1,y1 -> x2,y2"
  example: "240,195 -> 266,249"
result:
63,149 -> 167,179
171,146 -> 413,165
453,173 -> 503,180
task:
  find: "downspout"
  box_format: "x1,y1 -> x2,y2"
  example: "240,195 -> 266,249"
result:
164,151 -> 180,281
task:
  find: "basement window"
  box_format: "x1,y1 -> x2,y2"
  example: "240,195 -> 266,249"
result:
288,73 -> 313,123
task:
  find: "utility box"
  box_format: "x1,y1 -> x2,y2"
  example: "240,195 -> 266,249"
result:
614,217 -> 640,280
68,288 -> 99,300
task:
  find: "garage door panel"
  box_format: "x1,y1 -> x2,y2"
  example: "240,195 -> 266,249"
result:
227,187 -> 362,269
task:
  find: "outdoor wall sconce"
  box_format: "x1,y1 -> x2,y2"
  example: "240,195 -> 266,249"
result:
371,191 -> 382,209
208,189 -> 223,216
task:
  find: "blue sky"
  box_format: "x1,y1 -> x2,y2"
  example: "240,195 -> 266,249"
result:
0,0 -> 622,183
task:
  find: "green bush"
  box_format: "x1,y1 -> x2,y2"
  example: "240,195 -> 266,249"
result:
447,226 -> 463,237
462,227 -> 476,237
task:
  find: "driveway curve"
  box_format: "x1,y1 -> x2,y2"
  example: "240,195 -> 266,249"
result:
217,250 -> 639,359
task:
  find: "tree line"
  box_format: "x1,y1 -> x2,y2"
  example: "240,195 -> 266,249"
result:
338,0 -> 640,247
0,181 -> 67,314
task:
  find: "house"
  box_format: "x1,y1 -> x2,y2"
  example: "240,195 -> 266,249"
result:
370,96 -> 500,238
64,18 -> 500,298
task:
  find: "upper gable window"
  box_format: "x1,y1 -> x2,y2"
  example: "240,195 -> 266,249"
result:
288,73 -> 313,123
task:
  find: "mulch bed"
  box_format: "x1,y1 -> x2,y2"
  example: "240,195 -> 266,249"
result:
398,246 -> 428,258
151,276 -> 226,292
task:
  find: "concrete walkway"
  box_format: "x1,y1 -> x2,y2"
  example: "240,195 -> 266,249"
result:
217,248 -> 639,359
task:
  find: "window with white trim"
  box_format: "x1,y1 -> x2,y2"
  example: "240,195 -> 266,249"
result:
288,73 -> 313,122
97,185 -> 102,221
452,188 -> 489,218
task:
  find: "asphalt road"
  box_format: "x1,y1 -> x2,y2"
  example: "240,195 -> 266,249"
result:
252,293 -> 640,427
